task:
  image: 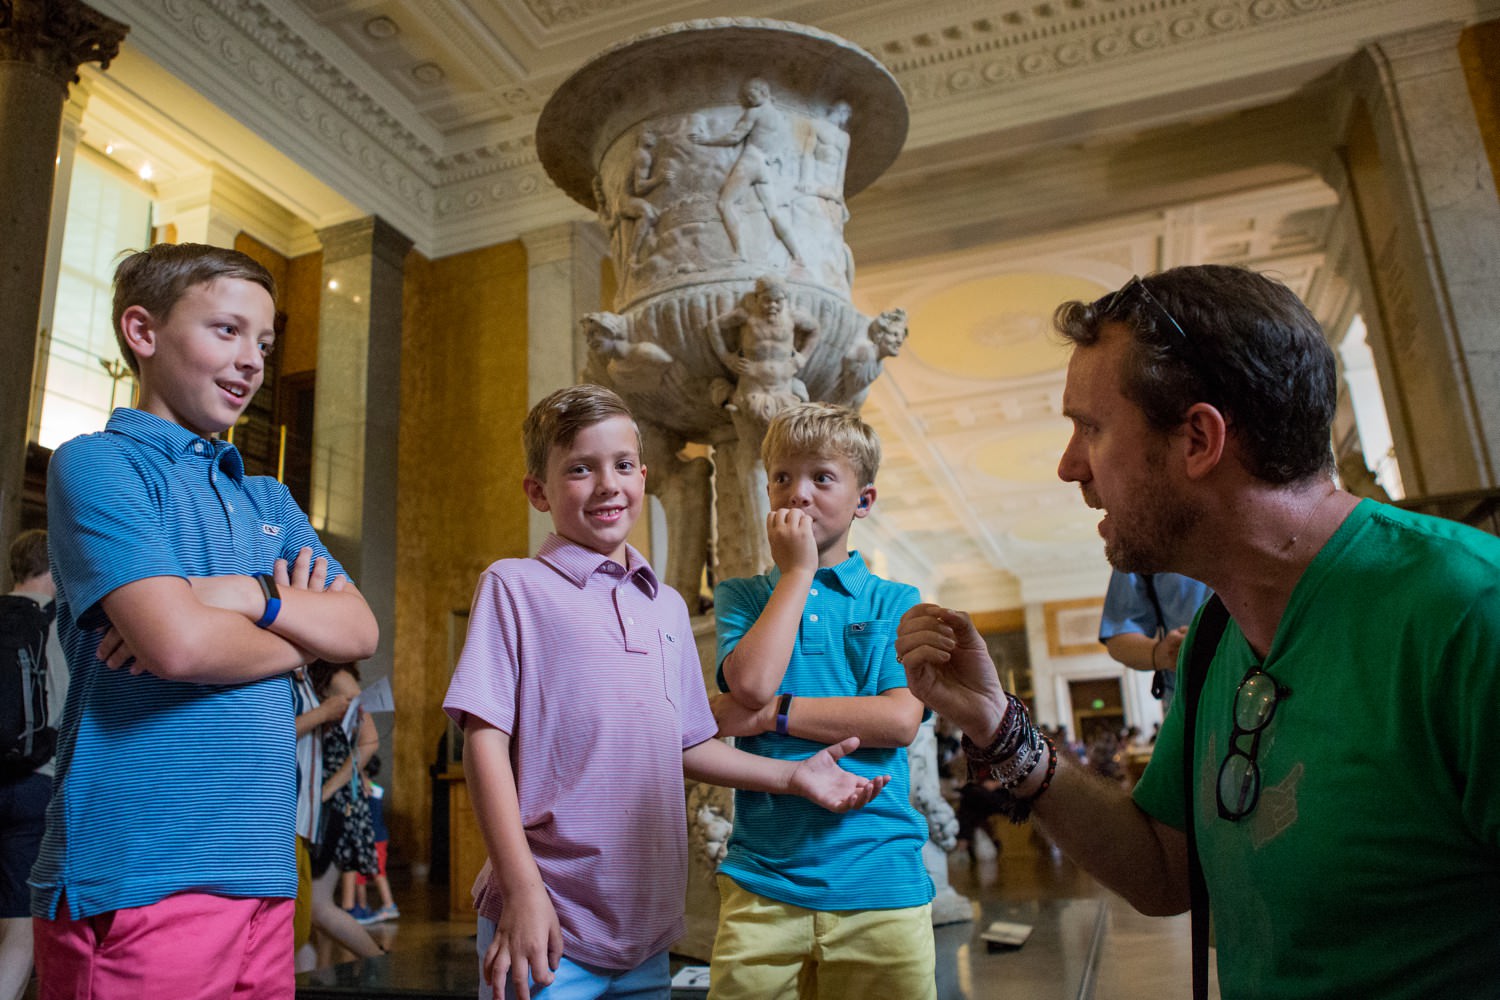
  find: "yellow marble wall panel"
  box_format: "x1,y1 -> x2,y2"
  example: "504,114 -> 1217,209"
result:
230,234 -> 321,376
393,240 -> 530,872
280,251 -> 324,376
1460,21 -> 1500,200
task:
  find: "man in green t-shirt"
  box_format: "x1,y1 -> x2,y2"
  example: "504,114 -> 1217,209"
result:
896,265 -> 1500,1000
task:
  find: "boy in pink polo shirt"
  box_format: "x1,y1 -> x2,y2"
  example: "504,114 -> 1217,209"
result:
443,384 -> 885,1000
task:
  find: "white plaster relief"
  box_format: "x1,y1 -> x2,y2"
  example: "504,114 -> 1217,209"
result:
215,0 -> 440,161
521,0 -> 647,30
886,0 -> 1359,104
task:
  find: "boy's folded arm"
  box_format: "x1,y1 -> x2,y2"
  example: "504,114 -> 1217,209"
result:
720,570 -> 813,707
98,576 -> 307,683
780,687 -> 925,748
266,581 -> 379,663
187,566 -> 379,664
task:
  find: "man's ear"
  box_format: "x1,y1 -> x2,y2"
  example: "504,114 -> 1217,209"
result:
854,484 -> 877,518
1180,402 -> 1228,480
522,475 -> 550,513
119,305 -> 157,362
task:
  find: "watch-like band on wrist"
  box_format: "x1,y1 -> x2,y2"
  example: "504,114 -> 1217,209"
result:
775,692 -> 793,736
254,573 -> 282,629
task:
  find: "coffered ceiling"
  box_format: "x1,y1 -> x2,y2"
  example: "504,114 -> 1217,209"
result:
78,0 -> 1494,609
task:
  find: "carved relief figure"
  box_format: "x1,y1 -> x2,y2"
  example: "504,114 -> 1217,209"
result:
834,308 -> 908,409
709,277 -> 819,429
623,129 -> 671,263
593,130 -> 672,268
800,100 -> 852,218
580,311 -> 673,393
689,78 -> 804,264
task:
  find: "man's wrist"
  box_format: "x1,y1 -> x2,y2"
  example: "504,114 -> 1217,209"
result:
963,696 -> 1008,748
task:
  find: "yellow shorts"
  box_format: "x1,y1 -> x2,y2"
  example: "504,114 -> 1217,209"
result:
293,836 -> 312,950
709,875 -> 936,1000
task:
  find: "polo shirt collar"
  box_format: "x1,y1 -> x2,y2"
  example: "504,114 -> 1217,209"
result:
537,533 -> 659,598
767,551 -> 872,597
104,407 -> 245,481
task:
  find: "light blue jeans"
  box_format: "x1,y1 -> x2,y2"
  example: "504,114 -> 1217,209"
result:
476,916 -> 670,1000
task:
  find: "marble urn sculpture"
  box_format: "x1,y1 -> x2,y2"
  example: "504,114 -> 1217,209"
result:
537,17 -> 910,591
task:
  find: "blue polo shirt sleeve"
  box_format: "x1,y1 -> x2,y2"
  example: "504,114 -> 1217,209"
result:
713,574 -> 771,692
47,434 -> 187,630
1098,571 -> 1157,643
872,581 -> 921,694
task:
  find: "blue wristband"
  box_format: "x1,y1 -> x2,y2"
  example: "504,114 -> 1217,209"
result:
775,692 -> 793,736
254,573 -> 282,629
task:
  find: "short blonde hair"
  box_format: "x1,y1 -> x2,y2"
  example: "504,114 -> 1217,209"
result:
761,402 -> 881,486
112,243 -> 277,376
523,384 -> 638,479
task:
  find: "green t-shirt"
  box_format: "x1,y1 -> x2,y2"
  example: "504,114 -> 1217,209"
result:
1134,500 -> 1500,1000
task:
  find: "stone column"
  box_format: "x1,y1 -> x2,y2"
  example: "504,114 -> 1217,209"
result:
519,221 -> 607,552
28,81 -> 89,442
0,0 -> 125,562
1340,24 -> 1500,494
311,216 -> 412,695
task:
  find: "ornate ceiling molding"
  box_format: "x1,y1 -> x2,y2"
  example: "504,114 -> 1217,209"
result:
520,0 -> 651,31
87,0 -> 1498,258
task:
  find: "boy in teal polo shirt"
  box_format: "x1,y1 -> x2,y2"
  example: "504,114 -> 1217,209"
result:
33,244 -> 378,999
710,402 -> 934,999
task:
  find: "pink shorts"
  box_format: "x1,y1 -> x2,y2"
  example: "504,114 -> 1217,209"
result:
34,892 -> 294,1000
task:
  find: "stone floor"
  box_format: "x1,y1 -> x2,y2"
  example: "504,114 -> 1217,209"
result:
297,833 -> 1221,1000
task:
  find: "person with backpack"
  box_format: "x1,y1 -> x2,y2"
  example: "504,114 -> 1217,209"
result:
0,530 -> 66,1000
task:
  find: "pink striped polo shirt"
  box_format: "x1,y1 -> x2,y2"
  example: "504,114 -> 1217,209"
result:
443,534 -> 718,970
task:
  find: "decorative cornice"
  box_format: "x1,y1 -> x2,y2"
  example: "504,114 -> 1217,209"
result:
881,0 -> 1359,106
431,135 -> 538,184
0,0 -> 128,86
99,0 -> 435,245
199,0 -> 437,167
520,0 -> 651,31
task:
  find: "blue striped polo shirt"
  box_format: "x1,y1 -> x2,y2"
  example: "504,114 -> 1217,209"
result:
33,407 -> 347,920
714,552 -> 934,911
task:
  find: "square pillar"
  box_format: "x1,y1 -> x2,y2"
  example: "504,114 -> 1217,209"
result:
519,221 -> 608,552
312,216 -> 412,694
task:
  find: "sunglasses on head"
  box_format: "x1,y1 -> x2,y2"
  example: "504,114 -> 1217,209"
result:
1098,275 -> 1219,395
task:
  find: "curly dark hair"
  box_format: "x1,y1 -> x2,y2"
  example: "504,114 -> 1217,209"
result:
1054,265 -> 1336,484
308,659 -> 361,700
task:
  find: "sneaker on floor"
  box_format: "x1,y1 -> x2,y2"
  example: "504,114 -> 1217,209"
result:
348,905 -> 379,925
372,904 -> 401,923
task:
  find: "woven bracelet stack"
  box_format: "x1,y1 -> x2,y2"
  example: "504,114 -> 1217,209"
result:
959,693 -> 1058,823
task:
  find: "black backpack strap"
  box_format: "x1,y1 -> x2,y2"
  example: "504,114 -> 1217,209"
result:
1182,594 -> 1228,1000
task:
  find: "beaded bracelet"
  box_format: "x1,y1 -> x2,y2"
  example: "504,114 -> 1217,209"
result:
992,731 -> 1059,824
959,693 -> 1031,767
989,725 -> 1045,789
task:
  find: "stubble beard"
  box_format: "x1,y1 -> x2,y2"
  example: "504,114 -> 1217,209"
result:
1103,462 -> 1201,575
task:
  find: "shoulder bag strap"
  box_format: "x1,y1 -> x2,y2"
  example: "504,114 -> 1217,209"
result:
1183,594 -> 1228,1000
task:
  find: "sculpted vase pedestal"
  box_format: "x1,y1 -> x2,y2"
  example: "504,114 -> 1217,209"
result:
537,18 -> 967,957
